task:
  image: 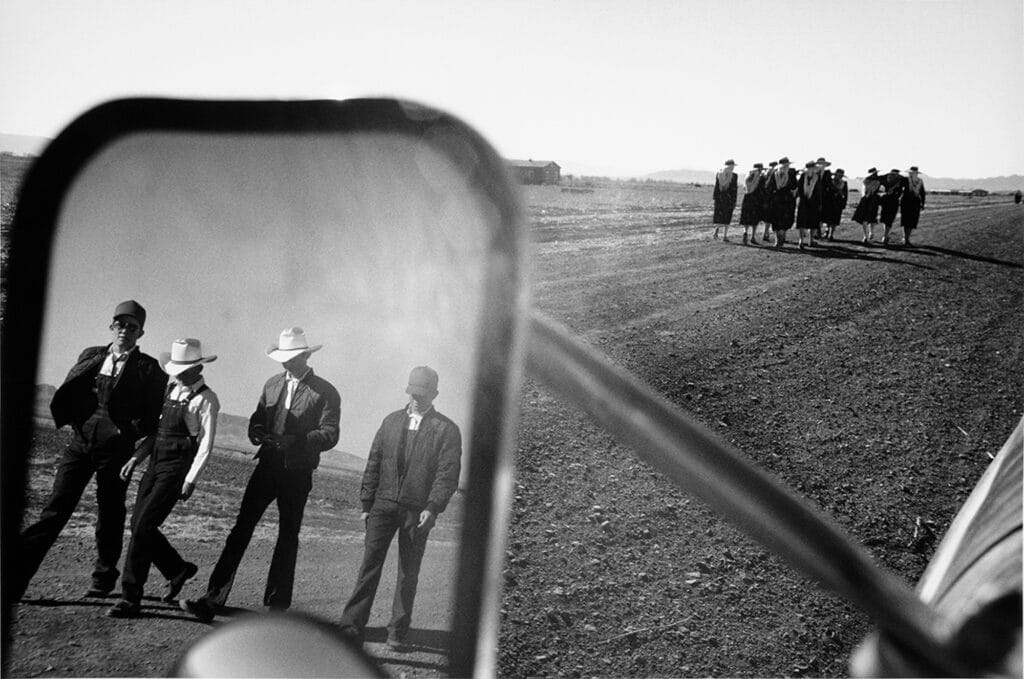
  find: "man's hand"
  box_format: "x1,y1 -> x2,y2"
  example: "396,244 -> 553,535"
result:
119,458 -> 138,482
418,509 -> 436,531
263,433 -> 298,450
360,511 -> 369,523
180,481 -> 196,501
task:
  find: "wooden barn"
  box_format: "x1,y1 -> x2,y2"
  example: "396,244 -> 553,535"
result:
507,159 -> 561,185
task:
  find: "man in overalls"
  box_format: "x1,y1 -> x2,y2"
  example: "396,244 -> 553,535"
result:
12,300 -> 167,601
107,339 -> 220,618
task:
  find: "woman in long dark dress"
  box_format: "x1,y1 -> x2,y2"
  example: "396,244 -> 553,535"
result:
822,168 -> 848,240
712,159 -> 738,241
852,167 -> 883,244
739,162 -> 765,245
879,168 -> 905,245
796,161 -> 824,250
899,165 -> 926,246
761,161 -> 777,241
765,157 -> 798,248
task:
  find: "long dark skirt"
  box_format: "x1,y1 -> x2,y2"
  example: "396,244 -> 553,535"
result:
713,198 -> 736,225
739,194 -> 763,226
900,196 -> 923,230
796,197 -> 821,231
769,196 -> 796,230
822,198 -> 845,227
852,195 -> 879,224
879,196 -> 900,227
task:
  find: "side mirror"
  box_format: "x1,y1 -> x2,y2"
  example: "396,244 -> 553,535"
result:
2,98 -> 527,677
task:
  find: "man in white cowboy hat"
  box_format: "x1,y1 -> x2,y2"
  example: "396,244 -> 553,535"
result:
338,366 -> 462,650
107,338 -> 220,618
11,300 -> 167,602
182,327 -> 340,621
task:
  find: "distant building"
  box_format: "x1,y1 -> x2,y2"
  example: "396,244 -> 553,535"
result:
507,159 -> 561,185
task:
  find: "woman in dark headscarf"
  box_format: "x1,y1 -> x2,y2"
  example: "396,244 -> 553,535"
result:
765,157 -> 798,248
899,166 -> 926,246
712,159 -> 738,241
879,168 -> 906,245
796,161 -> 823,250
822,168 -> 848,240
739,162 -> 766,245
761,161 -> 777,242
852,167 -> 883,244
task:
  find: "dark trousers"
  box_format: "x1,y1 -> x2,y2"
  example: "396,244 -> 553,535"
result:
14,435 -> 132,600
120,453 -> 191,603
202,460 -> 312,609
339,499 -> 431,635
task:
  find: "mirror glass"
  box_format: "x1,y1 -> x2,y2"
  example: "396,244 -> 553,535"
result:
19,127 -> 496,673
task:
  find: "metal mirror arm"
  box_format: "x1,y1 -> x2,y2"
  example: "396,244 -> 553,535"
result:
525,311 -> 977,677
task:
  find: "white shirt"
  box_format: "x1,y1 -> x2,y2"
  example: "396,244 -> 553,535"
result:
284,366 -> 312,410
406,404 -> 434,431
167,377 -> 221,485
100,345 -> 137,378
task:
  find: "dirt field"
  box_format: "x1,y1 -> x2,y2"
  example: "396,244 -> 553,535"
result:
498,184 -> 1023,677
4,180 -> 1023,677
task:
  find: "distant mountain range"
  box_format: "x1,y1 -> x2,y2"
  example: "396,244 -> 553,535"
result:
646,167 -> 1024,193
33,384 -> 366,476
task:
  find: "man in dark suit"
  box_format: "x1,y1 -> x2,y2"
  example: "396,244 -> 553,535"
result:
338,366 -> 462,650
12,300 -> 167,601
181,327 -> 340,621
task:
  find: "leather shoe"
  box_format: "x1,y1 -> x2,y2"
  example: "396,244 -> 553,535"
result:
386,629 -> 407,651
162,562 -> 198,603
106,600 -> 141,618
180,597 -> 215,623
84,585 -> 114,598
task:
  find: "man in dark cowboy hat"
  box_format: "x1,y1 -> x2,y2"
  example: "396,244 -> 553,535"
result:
338,366 -> 462,650
107,338 -> 220,618
181,327 -> 340,621
11,300 -> 167,601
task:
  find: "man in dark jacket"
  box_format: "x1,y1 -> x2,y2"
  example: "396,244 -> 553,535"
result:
12,300 -> 167,601
339,366 -> 462,649
181,327 -> 340,621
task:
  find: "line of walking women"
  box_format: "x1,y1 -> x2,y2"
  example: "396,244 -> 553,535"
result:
712,158 -> 927,249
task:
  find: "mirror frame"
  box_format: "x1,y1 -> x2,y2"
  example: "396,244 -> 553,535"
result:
0,98 -> 528,676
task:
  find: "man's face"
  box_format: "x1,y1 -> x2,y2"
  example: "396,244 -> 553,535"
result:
282,352 -> 309,375
409,391 -> 437,411
110,316 -> 143,351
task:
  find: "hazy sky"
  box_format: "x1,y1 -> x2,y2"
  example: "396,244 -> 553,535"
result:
38,131 -> 492,458
1,1 -> 1022,178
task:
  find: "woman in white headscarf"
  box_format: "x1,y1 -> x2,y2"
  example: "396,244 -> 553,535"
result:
739,162 -> 766,245
712,159 -> 738,241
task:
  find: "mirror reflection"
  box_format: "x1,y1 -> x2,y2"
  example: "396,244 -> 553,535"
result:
17,129 -> 494,672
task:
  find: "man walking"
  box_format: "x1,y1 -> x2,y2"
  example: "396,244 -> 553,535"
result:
181,328 -> 340,621
12,300 -> 167,601
107,339 -> 220,618
339,366 -> 462,650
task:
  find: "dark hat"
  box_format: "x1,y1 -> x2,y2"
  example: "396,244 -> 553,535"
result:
113,300 -> 146,328
753,162 -> 764,170
406,365 -> 439,397
816,157 -> 831,166
723,159 -> 736,166
804,161 -> 816,169
768,161 -> 778,167
889,168 -> 901,174
908,166 -> 920,172
835,168 -> 845,175
778,157 -> 791,165
867,167 -> 878,174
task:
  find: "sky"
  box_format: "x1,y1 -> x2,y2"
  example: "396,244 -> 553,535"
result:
1,0 -> 1023,179
36,131 -> 492,458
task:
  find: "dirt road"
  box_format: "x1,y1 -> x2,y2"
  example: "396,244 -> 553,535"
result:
8,438 -> 461,677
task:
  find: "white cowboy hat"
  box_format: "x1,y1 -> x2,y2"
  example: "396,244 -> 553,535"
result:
160,338 -> 217,376
266,327 -> 323,362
